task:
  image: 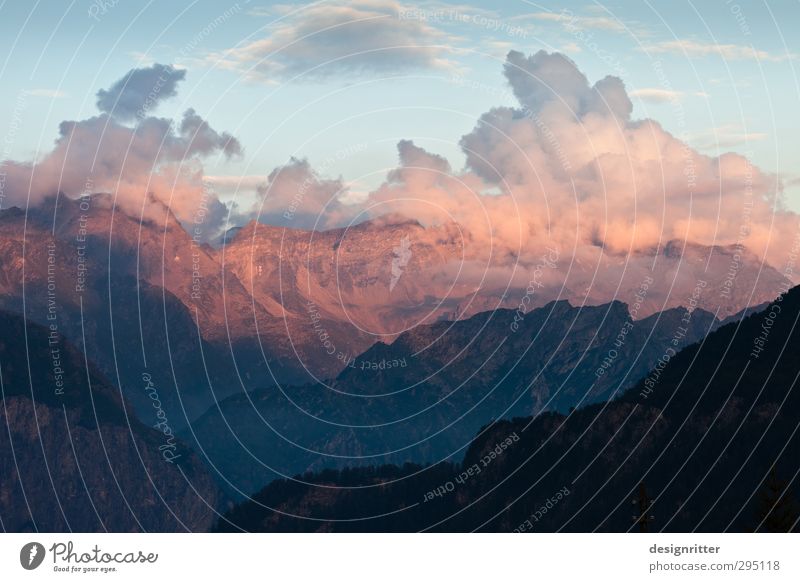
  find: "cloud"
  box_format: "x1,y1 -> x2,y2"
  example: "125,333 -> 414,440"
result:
96,63 -> 186,120
1,65 -> 241,238
560,42 -> 582,54
387,139 -> 451,187
345,50 -> 795,286
686,124 -> 769,151
526,11 -> 626,32
222,49 -> 790,287
629,88 -> 683,103
127,51 -> 154,65
178,108 -> 242,158
250,157 -> 350,228
502,50 -> 632,119
208,0 -> 457,82
784,175 -> 800,188
643,39 -> 795,62
629,88 -> 709,103
25,89 -> 68,99
204,175 -> 270,194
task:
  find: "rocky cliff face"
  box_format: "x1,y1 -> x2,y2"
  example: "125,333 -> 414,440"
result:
0,309 -> 222,532
218,215 -> 465,357
222,215 -> 785,347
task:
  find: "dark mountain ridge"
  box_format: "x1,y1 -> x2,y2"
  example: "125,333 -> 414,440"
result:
215,285 -> 800,532
186,296 -> 762,497
0,308 -> 222,532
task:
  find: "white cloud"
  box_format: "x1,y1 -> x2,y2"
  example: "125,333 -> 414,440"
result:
25,89 -> 68,99
630,88 -> 711,103
643,39 -> 795,62
560,42 -> 582,54
630,88 -> 683,103
357,50 -> 793,274
127,51 -> 154,65
525,11 -> 626,32
686,124 -> 768,150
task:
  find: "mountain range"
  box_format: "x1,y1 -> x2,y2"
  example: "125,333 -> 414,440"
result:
184,297 -> 762,496
0,194 -> 791,530
0,194 -> 783,425
216,285 -> 800,532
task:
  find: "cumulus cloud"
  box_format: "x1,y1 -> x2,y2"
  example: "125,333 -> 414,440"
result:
386,140 -> 451,189
178,108 -> 242,158
503,50 -> 632,120
251,157 -> 349,228
352,49 -> 795,285
224,49 -> 791,289
96,63 -> 186,121
1,64 -> 240,237
209,0 -> 457,82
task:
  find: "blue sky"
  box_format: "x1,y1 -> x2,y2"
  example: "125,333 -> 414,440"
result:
1,0 -> 798,209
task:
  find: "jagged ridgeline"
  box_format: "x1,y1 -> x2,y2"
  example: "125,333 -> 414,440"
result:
185,297 -> 748,497
0,196 -> 783,432
215,287 -> 800,532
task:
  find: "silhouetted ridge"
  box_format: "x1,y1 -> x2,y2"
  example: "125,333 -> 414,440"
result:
0,309 -> 222,532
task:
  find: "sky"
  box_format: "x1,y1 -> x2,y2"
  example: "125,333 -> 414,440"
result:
0,0 -> 797,229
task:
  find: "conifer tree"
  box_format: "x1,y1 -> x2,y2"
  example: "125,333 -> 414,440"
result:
753,467 -> 800,532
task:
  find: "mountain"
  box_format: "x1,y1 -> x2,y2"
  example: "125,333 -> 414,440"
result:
218,215 -> 459,349
0,193 -> 788,531
222,217 -> 785,338
0,309 -> 222,532
0,195 -> 335,428
215,285 -> 800,532
184,298 -> 760,496
0,195 -> 783,431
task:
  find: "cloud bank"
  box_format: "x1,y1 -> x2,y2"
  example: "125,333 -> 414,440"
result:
0,63 -> 241,236
350,50 -> 794,283
3,50 -> 795,291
